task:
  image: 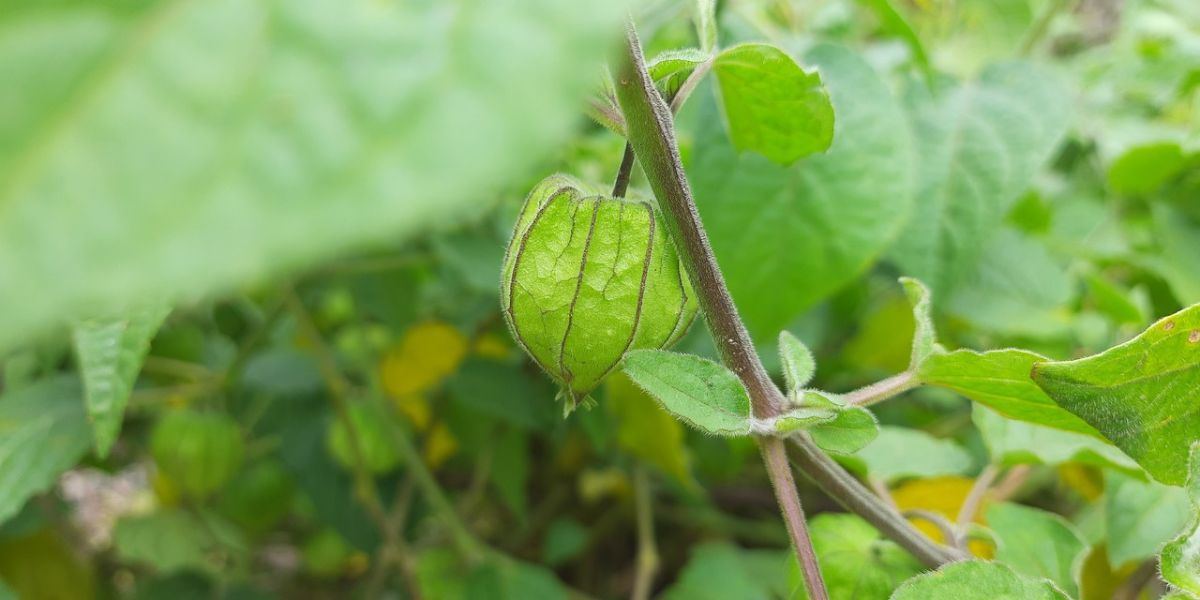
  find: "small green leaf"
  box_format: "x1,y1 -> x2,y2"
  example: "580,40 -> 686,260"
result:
712,43 -> 835,165
973,405 -> 1139,473
1161,446 -> 1200,594
648,48 -> 711,100
0,376 -> 91,525
1106,470 -> 1191,568
841,426 -> 972,482
778,331 -> 816,392
622,350 -> 751,436
491,428 -> 530,520
72,303 -> 170,457
1107,141 -> 1186,196
787,513 -> 923,600
606,372 -> 694,486
857,0 -> 931,81
775,392 -> 840,433
808,404 -> 879,455
662,543 -> 790,600
541,519 -> 588,568
987,503 -> 1088,597
1032,303 -> 1200,485
901,277 -> 938,367
890,560 -> 1070,600
920,348 -> 1098,435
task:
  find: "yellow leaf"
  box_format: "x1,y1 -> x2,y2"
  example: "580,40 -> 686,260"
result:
473,332 -> 512,360
380,321 -> 467,397
891,475 -> 994,558
394,394 -> 432,432
1058,464 -> 1104,501
423,423 -> 459,470
606,372 -> 694,487
0,530 -> 95,600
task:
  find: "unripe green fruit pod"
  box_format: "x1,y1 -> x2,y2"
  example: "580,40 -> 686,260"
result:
501,174 -> 698,411
150,410 -> 245,499
326,402 -> 402,475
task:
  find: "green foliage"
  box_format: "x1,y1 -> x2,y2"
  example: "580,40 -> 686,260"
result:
890,560 -> 1070,600
661,542 -> 789,600
973,405 -> 1139,473
712,43 -> 835,165
842,426 -> 972,482
1105,470 -> 1191,568
71,303 -> 170,456
606,371 -> 694,486
789,513 -> 924,599
0,377 -> 91,524
1161,448 -> 1200,595
1033,303 -> 1200,485
987,502 -> 1088,597
0,0 -> 627,352
113,509 -> 247,576
690,44 -> 914,338
325,401 -> 401,475
778,331 -> 816,391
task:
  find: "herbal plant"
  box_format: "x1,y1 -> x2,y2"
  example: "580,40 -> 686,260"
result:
0,0 -> 1197,599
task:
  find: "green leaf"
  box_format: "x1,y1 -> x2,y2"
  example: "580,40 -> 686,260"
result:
71,303 -> 170,457
463,559 -> 570,600
987,503 -> 1088,597
778,331 -> 816,392
541,518 -> 588,568
841,426 -> 972,482
973,405 -> 1139,473
920,348 -> 1099,435
712,43 -> 834,165
1151,204 -> 1200,306
857,0 -> 931,81
1032,303 -> 1200,485
901,277 -> 938,367
491,428 -> 530,520
622,350 -> 751,437
1106,469 -> 1191,568
1107,141 -> 1186,196
944,228 -> 1075,339
807,403 -> 879,455
648,48 -> 711,100
690,44 -> 914,338
1161,447 -> 1200,595
890,560 -> 1070,600
661,542 -> 790,600
0,376 -> 91,524
888,63 -> 1071,296
0,0 -> 626,351
606,371 -> 694,486
112,509 -> 246,575
788,513 -> 923,600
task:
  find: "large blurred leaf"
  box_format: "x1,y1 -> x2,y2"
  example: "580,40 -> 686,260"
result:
973,405 -> 1138,473
0,376 -> 90,524
1106,470 -> 1191,568
112,509 -> 247,576
987,503 -> 1088,597
1151,204 -> 1200,305
661,542 -> 790,600
71,303 -> 170,456
841,426 -> 972,483
0,0 -> 625,350
689,44 -> 914,339
889,63 -> 1071,296
890,560 -> 1069,600
1033,303 -> 1200,485
1161,448 -> 1200,595
787,513 -> 923,599
0,530 -> 94,600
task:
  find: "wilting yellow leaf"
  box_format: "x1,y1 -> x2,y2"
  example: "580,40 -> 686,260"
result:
892,475 -> 993,558
1058,463 -> 1104,501
394,394 -> 432,432
424,423 -> 459,470
473,332 -> 512,360
606,372 -> 694,487
380,321 -> 468,397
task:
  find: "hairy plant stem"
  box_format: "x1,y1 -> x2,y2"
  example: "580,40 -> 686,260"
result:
843,370 -> 918,406
614,23 -> 828,599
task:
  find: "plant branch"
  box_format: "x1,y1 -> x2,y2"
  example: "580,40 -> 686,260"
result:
613,143 -> 636,197
956,465 -> 998,529
614,23 -> 827,599
631,467 -> 660,600
788,436 -> 968,567
843,371 -> 918,407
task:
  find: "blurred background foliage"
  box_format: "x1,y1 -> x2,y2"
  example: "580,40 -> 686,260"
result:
0,0 -> 1197,598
